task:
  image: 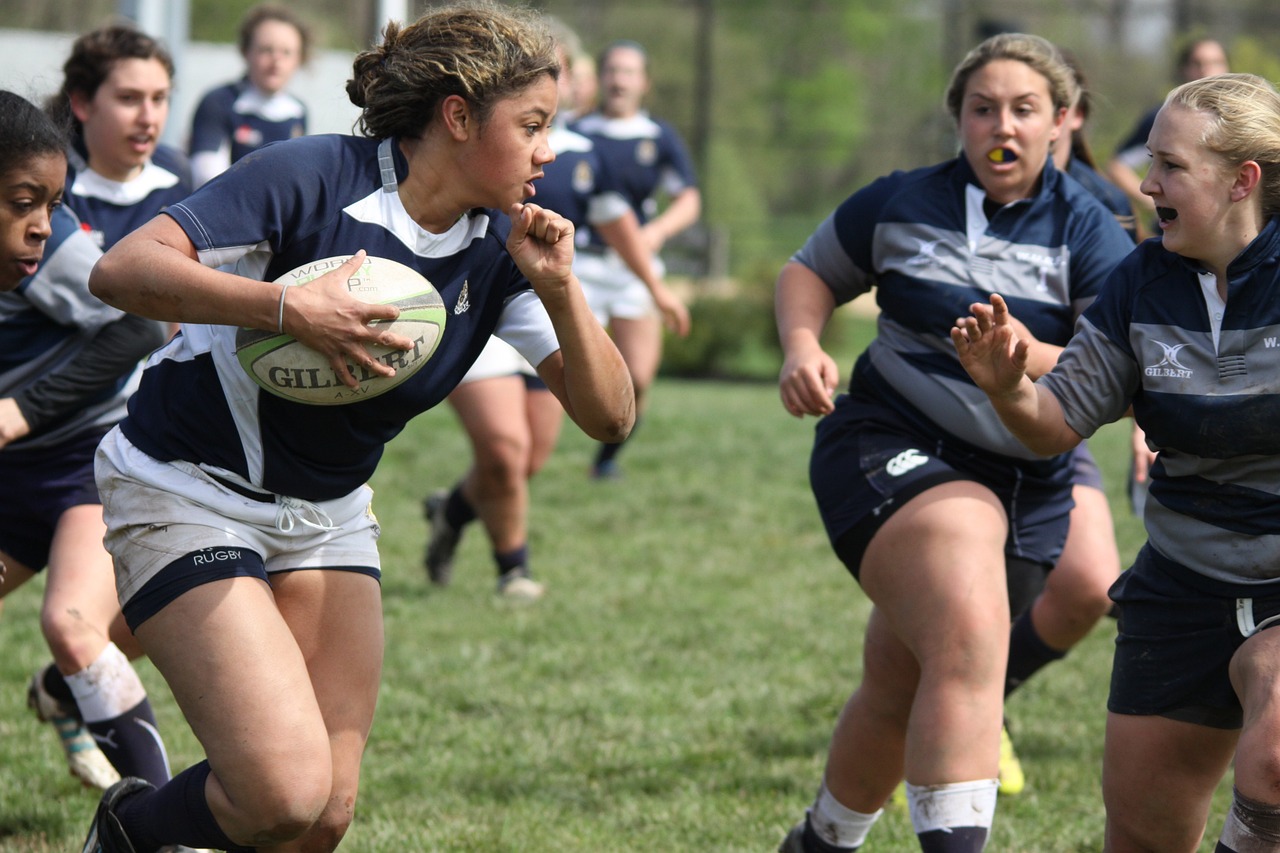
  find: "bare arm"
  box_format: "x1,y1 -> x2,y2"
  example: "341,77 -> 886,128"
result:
595,209 -> 690,337
89,214 -> 409,388
641,186 -> 701,255
508,203 -> 634,442
776,261 -> 840,418
950,293 -> 1084,456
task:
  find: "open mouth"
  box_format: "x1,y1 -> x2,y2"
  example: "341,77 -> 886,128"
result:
1156,206 -> 1178,221
987,147 -> 1018,163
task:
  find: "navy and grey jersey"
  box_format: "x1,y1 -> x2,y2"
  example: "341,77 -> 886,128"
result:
570,110 -> 697,248
188,79 -> 307,186
1066,157 -> 1137,242
795,155 -> 1133,460
1041,218 -> 1280,586
119,134 -> 560,502
0,206 -> 141,450
65,143 -> 193,251
537,126 -> 631,249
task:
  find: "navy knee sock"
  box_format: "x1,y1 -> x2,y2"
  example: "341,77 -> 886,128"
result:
917,827 -> 988,851
86,698 -> 171,786
116,761 -> 254,852
494,544 -> 529,577
444,483 -> 477,529
1004,609 -> 1066,698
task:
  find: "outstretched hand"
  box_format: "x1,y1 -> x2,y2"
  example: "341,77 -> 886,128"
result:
950,293 -> 1031,397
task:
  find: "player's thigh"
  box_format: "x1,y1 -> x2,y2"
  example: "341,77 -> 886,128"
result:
272,570 -> 383,788
43,503 -> 119,629
136,576 -> 332,794
1102,712 -> 1236,853
450,375 -> 533,456
1048,484 -> 1121,610
609,314 -> 663,388
860,481 -> 1011,660
524,387 -> 564,473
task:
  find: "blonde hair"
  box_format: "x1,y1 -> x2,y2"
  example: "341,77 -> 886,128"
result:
1164,73 -> 1280,218
346,0 -> 557,139
944,33 -> 1077,123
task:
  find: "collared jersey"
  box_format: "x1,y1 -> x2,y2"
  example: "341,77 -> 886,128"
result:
65,142 -> 193,252
1042,218 -> 1280,585
120,134 -> 560,502
538,125 -> 631,249
570,110 -> 697,249
0,206 -> 137,450
189,79 -> 307,186
794,156 -> 1134,461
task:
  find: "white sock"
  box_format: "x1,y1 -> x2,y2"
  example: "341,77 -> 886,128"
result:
906,779 -> 998,835
64,643 -> 148,723
809,781 -> 882,847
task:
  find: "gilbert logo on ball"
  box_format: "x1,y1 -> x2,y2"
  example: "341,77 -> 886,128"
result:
236,255 -> 447,405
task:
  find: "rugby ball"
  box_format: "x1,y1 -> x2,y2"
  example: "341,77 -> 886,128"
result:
236,255 -> 446,405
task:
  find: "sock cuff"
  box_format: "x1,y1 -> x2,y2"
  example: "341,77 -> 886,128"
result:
1011,609 -> 1067,661
65,643 -> 147,723
809,781 -> 882,847
445,483 -> 477,528
906,779 -> 998,834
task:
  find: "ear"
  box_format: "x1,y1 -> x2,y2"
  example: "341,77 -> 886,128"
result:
1231,160 -> 1262,203
69,90 -> 92,124
440,94 -> 472,142
1048,105 -> 1067,142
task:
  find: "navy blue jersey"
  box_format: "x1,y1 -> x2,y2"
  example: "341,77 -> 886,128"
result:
189,79 -> 307,186
0,206 -> 139,450
1067,157 -> 1137,242
536,126 -> 630,249
570,111 -> 697,248
795,156 -> 1134,461
120,134 -> 559,502
1042,218 -> 1280,585
65,142 -> 193,251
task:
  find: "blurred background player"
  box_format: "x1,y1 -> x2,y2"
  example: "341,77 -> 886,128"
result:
188,4 -> 310,187
1104,36 -> 1229,239
51,24 -> 192,255
0,89 -> 172,794
572,39 -> 698,479
774,33 -> 1133,851
423,19 -> 678,601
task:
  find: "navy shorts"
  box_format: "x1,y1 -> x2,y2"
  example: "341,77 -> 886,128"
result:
1070,442 -> 1104,491
1108,545 -> 1280,729
0,429 -> 105,571
810,393 -> 1073,580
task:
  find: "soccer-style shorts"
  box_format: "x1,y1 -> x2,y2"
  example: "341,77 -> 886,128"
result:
809,392 -> 1074,581
0,428 -> 106,571
574,248 -> 664,323
1108,545 -> 1280,729
459,336 -> 546,390
95,427 -> 381,631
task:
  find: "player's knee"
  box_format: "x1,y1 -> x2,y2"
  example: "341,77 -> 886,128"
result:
236,774 -> 333,846
39,608 -> 102,669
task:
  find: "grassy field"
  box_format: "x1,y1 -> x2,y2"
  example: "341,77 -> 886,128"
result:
0,317 -> 1235,851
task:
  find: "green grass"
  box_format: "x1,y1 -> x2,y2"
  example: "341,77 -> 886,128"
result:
0,320 -> 1235,850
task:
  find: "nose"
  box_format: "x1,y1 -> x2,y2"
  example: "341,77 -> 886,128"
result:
1139,168 -> 1157,199
29,208 -> 53,243
535,143 -> 555,166
995,106 -> 1016,137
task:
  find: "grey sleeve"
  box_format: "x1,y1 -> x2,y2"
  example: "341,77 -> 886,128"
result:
791,214 -> 872,306
1038,315 -> 1138,438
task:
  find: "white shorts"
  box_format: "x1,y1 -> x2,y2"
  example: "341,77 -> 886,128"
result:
574,249 -> 665,324
460,336 -> 537,385
95,428 -> 381,614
